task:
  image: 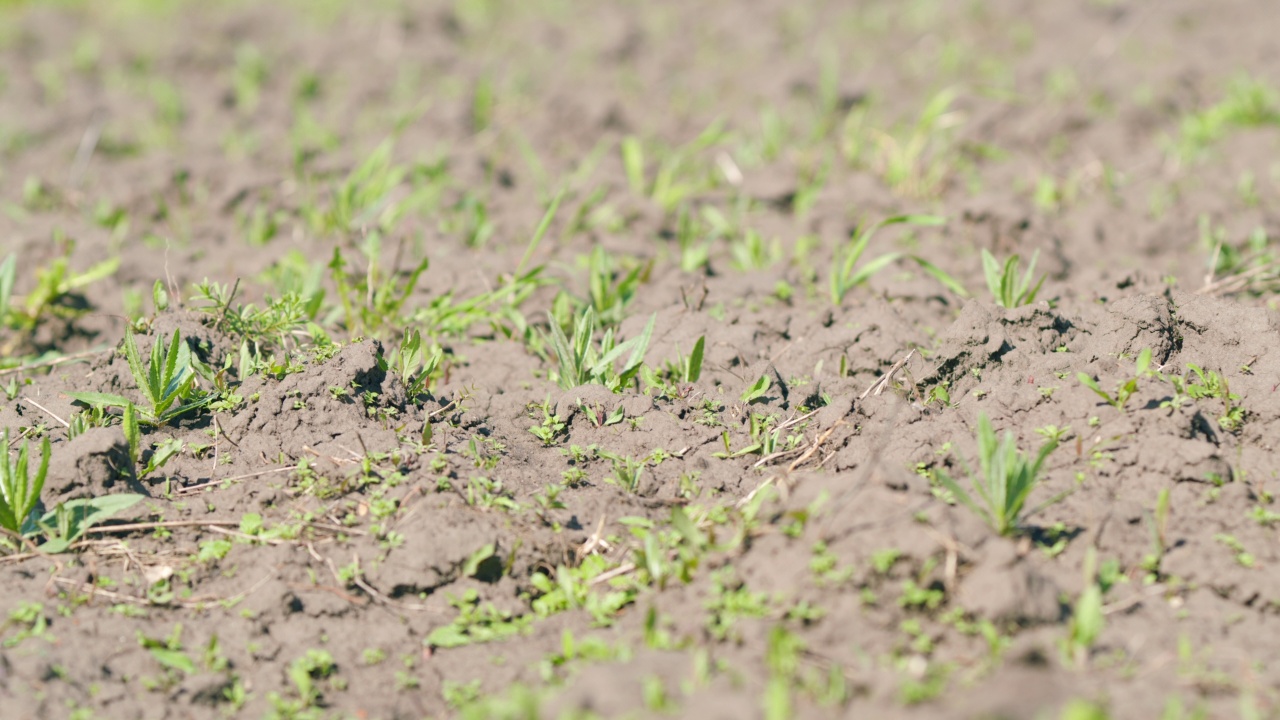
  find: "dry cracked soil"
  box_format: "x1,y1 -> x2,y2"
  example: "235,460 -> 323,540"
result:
2,1 -> 1280,719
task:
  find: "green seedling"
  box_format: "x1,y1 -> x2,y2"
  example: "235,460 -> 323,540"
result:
1141,488 -> 1171,580
0,429 -> 49,536
855,88 -> 960,198
0,252 -> 14,323
1062,548 -> 1104,668
1177,75 -> 1280,158
544,308 -> 655,392
830,215 -> 946,305
36,493 -> 144,554
1179,364 -> 1246,431
1,248 -> 118,355
67,329 -> 210,425
1077,348 -> 1152,412
389,328 -> 441,403
981,249 -> 1045,308
527,398 -> 566,447
935,413 -> 1063,536
740,375 -> 772,404
586,245 -> 649,325
328,237 -> 430,338
642,335 -> 705,397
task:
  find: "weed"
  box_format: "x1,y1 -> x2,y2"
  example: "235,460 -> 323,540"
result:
1062,548 -> 1105,668
830,215 -> 945,305
527,397 -> 566,447
427,589 -> 532,648
981,249 -> 1045,308
544,308 -> 655,392
0,429 -> 48,535
1177,75 -> 1280,159
935,413 -> 1063,536
68,329 -> 211,425
1077,348 -> 1152,412
387,328 -> 441,404
0,246 -> 118,355
740,375 -> 772,404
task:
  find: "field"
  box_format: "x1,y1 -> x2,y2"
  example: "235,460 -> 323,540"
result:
2,1 -> 1280,718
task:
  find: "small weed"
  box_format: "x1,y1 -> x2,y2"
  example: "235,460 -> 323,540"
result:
544,308 -> 654,392
0,429 -> 48,535
981,249 -> 1045,308
740,375 -> 772,404
830,215 -> 946,305
1077,348 -> 1152,413
935,413 -> 1063,536
1062,548 -> 1105,668
67,328 -> 211,426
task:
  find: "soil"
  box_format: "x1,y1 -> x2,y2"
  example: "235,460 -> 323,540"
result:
2,1 -> 1280,718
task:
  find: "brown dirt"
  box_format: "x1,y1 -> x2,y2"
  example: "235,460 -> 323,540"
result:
2,1 -> 1280,718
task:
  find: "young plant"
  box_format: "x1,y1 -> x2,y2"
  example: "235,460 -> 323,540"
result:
641,335 -> 705,397
0,252 -> 14,325
740,375 -> 772,404
1077,348 -> 1152,413
1062,547 -> 1105,668
1141,488 -> 1171,580
935,413 -> 1062,536
544,308 -> 655,392
830,215 -> 945,305
67,328 -> 210,425
0,429 -> 49,536
389,328 -> 442,403
981,249 -> 1045,308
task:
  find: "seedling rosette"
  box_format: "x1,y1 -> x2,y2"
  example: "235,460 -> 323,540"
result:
67,328 -> 212,425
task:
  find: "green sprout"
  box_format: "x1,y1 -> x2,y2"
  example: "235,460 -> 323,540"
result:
1077,348 -> 1152,413
67,328 -> 210,425
0,429 -> 49,536
981,249 -> 1045,308
935,413 -> 1063,536
829,215 -> 946,305
544,308 -> 655,392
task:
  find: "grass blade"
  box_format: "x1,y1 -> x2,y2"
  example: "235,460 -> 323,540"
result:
0,252 -> 15,320
123,330 -> 156,408
686,335 -> 705,383
909,255 -> 969,297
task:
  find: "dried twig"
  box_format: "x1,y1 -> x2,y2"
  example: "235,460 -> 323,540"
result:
859,349 -> 916,400
23,398 -> 69,428
173,465 -> 298,496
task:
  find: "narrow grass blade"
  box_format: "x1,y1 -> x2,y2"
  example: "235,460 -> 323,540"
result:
0,252 -> 15,319
909,255 -> 969,297
846,252 -> 902,289
514,190 -> 564,281
122,330 -> 157,409
686,335 -> 705,383
980,250 -> 1002,305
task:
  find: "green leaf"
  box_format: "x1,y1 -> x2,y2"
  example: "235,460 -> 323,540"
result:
909,255 -> 969,297
685,335 -> 705,383
980,249 -> 1003,305
149,648 -> 196,674
741,375 -> 772,403
462,543 -> 496,578
151,280 -> 169,313
37,493 -> 144,551
0,252 -> 15,320
65,391 -> 134,410
123,404 -> 141,469
122,330 -> 156,408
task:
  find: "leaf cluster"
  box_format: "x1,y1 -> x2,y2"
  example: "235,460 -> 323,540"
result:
935,413 -> 1062,536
